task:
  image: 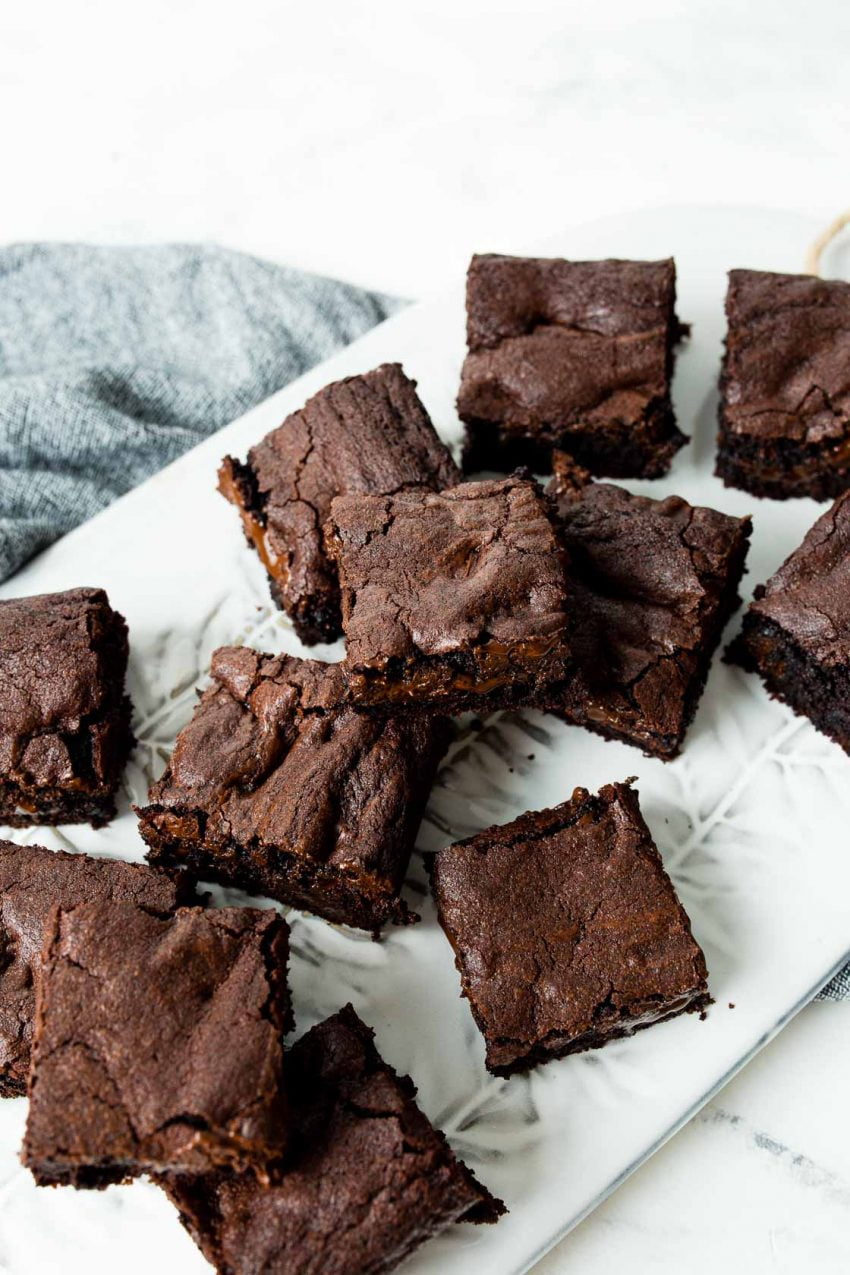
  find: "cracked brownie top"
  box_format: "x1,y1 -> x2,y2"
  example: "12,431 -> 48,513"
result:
537,453 -> 751,757
23,903 -> 291,1187
464,254 -> 680,352
456,254 -> 686,478
219,363 -> 459,645
162,1005 -> 503,1275
0,842 -> 193,1098
326,475 -> 570,675
430,781 -> 709,1076
137,646 -> 451,930
720,269 -> 850,445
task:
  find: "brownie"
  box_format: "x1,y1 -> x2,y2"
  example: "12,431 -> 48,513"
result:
219,363 -> 460,644
325,475 -> 572,713
161,1005 -> 504,1275
137,646 -> 451,932
716,269 -> 850,500
0,588 -> 133,827
23,903 -> 291,1188
727,489 -> 850,751
0,841 -> 194,1098
457,254 -> 687,478
537,453 -> 752,758
430,782 -> 709,1076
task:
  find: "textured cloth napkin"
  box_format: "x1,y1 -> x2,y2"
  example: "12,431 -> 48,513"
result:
822,964 -> 849,1001
0,241 -> 845,1000
0,243 -> 399,581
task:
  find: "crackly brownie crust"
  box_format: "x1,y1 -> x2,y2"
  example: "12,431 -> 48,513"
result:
137,646 -> 451,931
23,903 -> 291,1188
457,255 -> 687,478
326,475 -> 572,714
538,453 -> 751,758
431,782 -> 709,1077
161,1005 -> 503,1275
0,842 -> 195,1098
727,489 -> 850,751
716,269 -> 850,500
0,588 -> 133,827
219,363 -> 459,645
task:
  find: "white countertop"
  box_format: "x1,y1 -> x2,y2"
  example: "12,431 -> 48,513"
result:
3,2 -> 850,1270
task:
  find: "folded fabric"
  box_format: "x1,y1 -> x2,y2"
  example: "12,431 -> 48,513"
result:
820,965 -> 849,1001
0,243 -> 399,580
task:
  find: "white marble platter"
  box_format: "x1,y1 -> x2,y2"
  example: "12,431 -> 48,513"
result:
0,205 -> 848,1275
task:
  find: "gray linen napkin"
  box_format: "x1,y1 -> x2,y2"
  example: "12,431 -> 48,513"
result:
821,965 -> 849,1001
0,243 -> 400,579
0,242 -> 845,1000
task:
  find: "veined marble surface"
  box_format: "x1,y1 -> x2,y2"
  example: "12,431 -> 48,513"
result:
2,4 -> 850,1272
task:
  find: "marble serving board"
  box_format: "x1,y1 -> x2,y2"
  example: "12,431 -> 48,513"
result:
0,205 -> 848,1275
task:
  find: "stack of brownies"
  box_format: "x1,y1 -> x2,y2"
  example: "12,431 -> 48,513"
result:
2,250 -> 850,1274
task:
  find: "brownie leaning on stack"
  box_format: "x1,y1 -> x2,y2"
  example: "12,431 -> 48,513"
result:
219,362 -> 460,644
12,251 -> 850,1273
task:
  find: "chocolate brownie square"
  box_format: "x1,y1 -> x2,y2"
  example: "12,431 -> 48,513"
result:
457,255 -> 687,477
326,475 -> 572,713
727,489 -> 850,751
537,453 -> 752,758
219,363 -> 459,644
23,903 -> 291,1188
162,1005 -> 503,1275
430,782 -> 709,1076
716,269 -> 850,500
137,646 -> 450,932
0,841 -> 194,1098
0,588 -> 133,827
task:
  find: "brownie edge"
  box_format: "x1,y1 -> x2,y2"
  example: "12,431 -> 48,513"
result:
727,489 -> 850,752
